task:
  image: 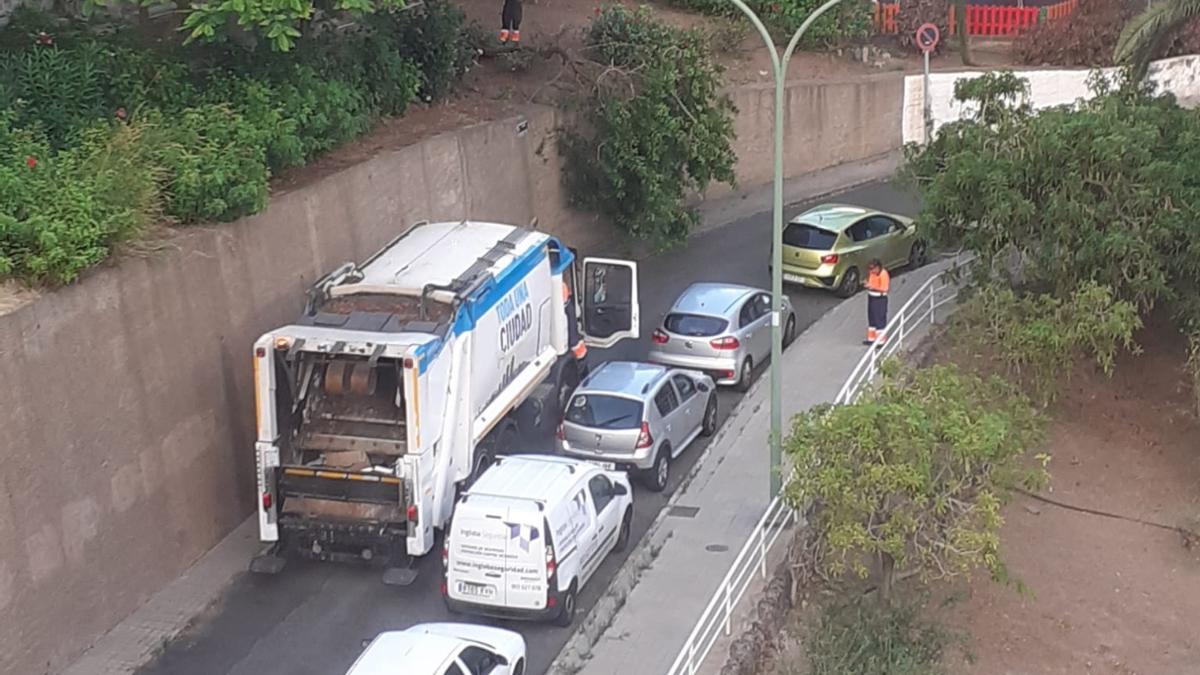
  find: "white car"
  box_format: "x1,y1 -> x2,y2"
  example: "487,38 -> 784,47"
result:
444,455 -> 634,626
346,623 -> 526,675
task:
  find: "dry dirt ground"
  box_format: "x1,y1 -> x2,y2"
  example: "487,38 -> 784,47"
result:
944,323 -> 1200,675
761,322 -> 1200,675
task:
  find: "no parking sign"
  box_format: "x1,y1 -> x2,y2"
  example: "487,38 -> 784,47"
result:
916,22 -> 940,53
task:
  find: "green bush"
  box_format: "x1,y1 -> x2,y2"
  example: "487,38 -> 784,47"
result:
669,0 -> 873,46
148,105 -> 271,223
271,65 -> 371,159
0,43 -> 107,147
99,43 -> 198,114
952,282 -> 1142,404
0,116 -> 160,284
0,6 -> 474,285
561,7 -> 736,248
202,76 -> 304,171
375,1 -> 479,102
760,0 -> 874,45
807,595 -> 959,675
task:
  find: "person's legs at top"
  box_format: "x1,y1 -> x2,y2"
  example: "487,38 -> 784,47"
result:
500,0 -> 523,43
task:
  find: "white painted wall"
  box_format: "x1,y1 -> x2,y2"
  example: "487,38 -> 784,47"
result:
902,54 -> 1200,144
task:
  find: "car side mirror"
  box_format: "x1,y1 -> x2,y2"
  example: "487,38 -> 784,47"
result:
493,654 -> 509,666
360,638 -> 371,648
696,382 -> 711,393
611,483 -> 628,497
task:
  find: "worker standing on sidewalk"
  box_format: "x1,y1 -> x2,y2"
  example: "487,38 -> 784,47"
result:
864,259 -> 890,346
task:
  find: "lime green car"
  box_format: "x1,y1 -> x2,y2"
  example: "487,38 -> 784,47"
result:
779,204 -> 927,297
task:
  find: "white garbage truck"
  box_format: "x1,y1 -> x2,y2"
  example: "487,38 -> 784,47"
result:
249,220 -> 640,584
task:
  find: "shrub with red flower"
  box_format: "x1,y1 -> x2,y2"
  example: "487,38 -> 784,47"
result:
25,155 -> 38,169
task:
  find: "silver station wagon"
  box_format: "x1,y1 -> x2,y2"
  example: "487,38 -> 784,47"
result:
557,361 -> 717,492
647,283 -> 797,392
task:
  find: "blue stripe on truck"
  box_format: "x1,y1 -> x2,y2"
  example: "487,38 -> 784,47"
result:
412,240 -> 551,375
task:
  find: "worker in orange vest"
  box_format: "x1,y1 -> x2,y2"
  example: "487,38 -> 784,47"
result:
563,281 -> 589,365
864,258 -> 890,346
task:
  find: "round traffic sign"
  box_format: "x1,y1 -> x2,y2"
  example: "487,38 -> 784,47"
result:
916,22 -> 940,54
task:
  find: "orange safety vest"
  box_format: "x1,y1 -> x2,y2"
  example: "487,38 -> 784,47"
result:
866,268 -> 890,297
563,281 -> 588,359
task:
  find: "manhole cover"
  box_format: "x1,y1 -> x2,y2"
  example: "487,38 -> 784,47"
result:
705,544 -> 730,553
668,505 -> 700,518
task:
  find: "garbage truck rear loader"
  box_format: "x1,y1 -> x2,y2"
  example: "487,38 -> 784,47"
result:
249,220 -> 640,584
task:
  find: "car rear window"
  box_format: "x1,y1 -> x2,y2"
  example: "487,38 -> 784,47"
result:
566,394 -> 643,430
783,223 -> 838,250
664,313 -> 728,337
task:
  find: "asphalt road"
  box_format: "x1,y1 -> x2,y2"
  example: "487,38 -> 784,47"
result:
138,180 -> 918,675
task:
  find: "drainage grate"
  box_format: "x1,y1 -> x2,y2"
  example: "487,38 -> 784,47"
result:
667,505 -> 700,518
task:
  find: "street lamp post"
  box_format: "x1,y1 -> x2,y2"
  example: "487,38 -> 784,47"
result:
724,0 -> 846,498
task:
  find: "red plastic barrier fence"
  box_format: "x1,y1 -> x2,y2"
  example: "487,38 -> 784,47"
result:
872,1 -> 1076,36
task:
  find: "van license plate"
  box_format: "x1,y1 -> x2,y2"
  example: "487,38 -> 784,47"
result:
784,273 -> 804,284
596,461 -> 617,471
457,581 -> 495,599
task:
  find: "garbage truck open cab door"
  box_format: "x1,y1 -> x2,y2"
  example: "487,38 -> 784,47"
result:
577,257 -> 639,350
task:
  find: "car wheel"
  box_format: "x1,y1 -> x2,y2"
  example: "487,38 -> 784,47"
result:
513,659 -> 526,675
836,267 -> 861,298
701,396 -> 718,437
555,583 -> 578,627
613,508 -> 633,553
735,357 -> 754,393
783,314 -> 797,349
909,241 -> 928,269
645,447 -> 671,493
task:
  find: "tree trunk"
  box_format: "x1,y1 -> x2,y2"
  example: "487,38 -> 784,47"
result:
878,551 -> 896,605
956,0 -> 974,66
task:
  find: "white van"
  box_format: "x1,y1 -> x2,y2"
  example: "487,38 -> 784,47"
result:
442,455 -> 634,626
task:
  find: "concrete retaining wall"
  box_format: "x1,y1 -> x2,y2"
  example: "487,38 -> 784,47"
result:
902,54 -> 1200,144
0,74 -> 905,675
717,73 -> 904,200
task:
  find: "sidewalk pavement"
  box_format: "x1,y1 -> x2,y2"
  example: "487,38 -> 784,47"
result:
557,255 -> 960,675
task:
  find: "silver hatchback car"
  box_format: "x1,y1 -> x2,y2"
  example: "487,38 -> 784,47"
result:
647,283 -> 797,392
558,361 -> 717,492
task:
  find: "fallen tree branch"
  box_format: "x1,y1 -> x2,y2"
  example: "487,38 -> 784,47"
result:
1012,487 -> 1200,548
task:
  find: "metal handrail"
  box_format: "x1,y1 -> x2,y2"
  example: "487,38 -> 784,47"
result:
664,254 -> 974,675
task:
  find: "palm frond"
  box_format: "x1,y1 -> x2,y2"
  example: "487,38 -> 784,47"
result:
1114,0 -> 1200,77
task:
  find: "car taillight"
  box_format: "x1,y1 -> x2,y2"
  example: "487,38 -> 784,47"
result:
261,492 -> 272,510
407,504 -> 418,522
442,540 -> 449,567
820,253 -> 839,265
546,543 -> 557,578
636,422 -> 653,449
710,336 -> 740,350
652,329 -> 669,345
